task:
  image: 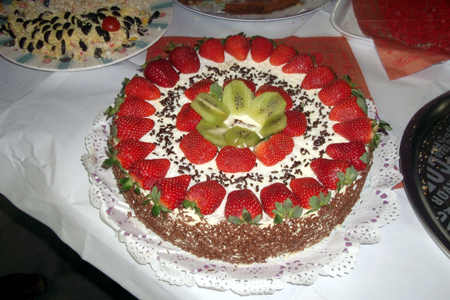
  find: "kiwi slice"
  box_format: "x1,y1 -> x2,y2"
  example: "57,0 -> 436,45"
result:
191,93 -> 230,124
248,92 -> 286,125
196,119 -> 230,148
224,126 -> 261,148
259,114 -> 287,138
223,80 -> 253,116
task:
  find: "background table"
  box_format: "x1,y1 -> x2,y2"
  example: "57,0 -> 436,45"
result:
1,2 -> 450,299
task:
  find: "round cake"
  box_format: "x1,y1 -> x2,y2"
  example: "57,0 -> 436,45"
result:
104,34 -> 389,265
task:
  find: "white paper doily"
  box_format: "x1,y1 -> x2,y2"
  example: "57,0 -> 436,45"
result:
82,105 -> 403,295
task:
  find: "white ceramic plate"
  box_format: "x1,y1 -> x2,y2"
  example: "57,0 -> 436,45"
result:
0,0 -> 173,72
173,0 -> 334,21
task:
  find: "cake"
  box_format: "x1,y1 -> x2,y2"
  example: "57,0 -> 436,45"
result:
104,34 -> 389,265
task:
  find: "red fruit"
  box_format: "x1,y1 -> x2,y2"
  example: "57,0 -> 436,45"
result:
223,78 -> 256,93
310,158 -> 356,191
184,79 -> 214,101
176,103 -> 202,132
114,140 -> 156,170
326,141 -> 369,171
260,182 -> 302,220
332,117 -> 377,145
290,177 -> 329,209
115,116 -> 155,141
143,58 -> 180,88
329,96 -> 367,122
281,110 -> 307,137
254,84 -> 293,110
318,78 -> 353,106
250,36 -> 274,63
224,33 -> 250,61
224,189 -> 262,224
179,130 -> 218,164
185,180 -> 227,215
102,16 -> 120,32
169,45 -> 200,74
124,76 -> 161,100
281,53 -> 314,74
301,65 -> 336,90
269,43 -> 297,66
117,96 -> 156,118
197,38 -> 225,63
254,133 -> 294,167
129,159 -> 170,190
216,146 -> 256,173
152,174 -> 191,211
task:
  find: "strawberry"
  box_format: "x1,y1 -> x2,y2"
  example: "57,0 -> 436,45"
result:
114,116 -> 155,141
224,33 -> 250,61
176,103 -> 202,132
329,95 -> 367,122
254,84 -> 293,110
106,94 -> 156,118
281,53 -> 314,74
318,77 -> 354,106
290,177 -> 329,210
326,141 -> 369,171
310,158 -> 357,191
183,180 -> 226,215
254,133 -> 294,166
127,158 -> 170,190
146,174 -> 191,216
224,189 -> 262,225
260,182 -> 303,223
269,43 -> 297,66
250,36 -> 274,63
216,146 -> 256,173
105,140 -> 155,170
281,110 -> 307,137
332,117 -> 391,148
301,65 -> 336,90
179,129 -> 218,164
124,76 -> 161,100
223,78 -> 256,93
184,79 -> 215,101
197,38 -> 225,63
143,57 -> 180,88
168,44 -> 200,74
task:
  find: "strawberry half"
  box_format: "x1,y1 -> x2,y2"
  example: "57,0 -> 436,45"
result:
224,33 -> 250,61
183,180 -> 227,216
147,174 -> 191,216
114,116 -> 155,141
332,117 -> 391,148
318,76 -> 354,106
143,57 -> 180,88
124,76 -> 161,100
260,182 -> 303,223
254,84 -> 293,110
197,38 -> 225,63
281,110 -> 307,137
223,78 -> 256,93
179,130 -> 218,165
254,133 -> 294,167
127,158 -> 170,190
168,44 -> 200,74
224,189 -> 262,225
301,65 -> 336,90
175,103 -> 202,132
329,95 -> 368,122
326,141 -> 369,171
216,146 -> 256,173
250,36 -> 274,63
269,43 -> 297,66
105,140 -> 156,170
184,79 -> 215,101
310,158 -> 357,191
281,53 -> 314,74
290,177 -> 329,210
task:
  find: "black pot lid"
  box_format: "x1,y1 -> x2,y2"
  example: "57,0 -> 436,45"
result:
400,90 -> 450,258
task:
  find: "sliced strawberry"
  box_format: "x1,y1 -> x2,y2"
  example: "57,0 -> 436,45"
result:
143,57 -> 180,88
318,77 -> 354,106
184,79 -> 215,101
326,141 -> 369,171
168,44 -> 200,74
269,43 -> 297,66
148,174 -> 191,215
254,133 -> 294,167
329,95 -> 368,122
223,78 -> 256,93
224,33 -> 250,61
290,177 -> 329,209
114,116 -> 155,141
281,110 -> 307,137
260,182 -> 303,222
128,158 -> 170,190
179,129 -> 218,164
224,189 -> 262,225
332,117 -> 391,148
124,76 -> 161,100
111,140 -> 155,170
250,36 -> 274,63
301,65 -> 336,90
281,53 -> 314,74
176,103 -> 202,132
310,158 -> 357,191
197,38 -> 225,63
254,84 -> 293,110
184,180 -> 226,215
216,146 -> 256,173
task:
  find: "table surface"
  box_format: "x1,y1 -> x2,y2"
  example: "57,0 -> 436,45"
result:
1,2 -> 450,299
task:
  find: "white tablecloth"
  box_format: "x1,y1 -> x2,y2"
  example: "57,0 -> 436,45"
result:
1,2 -> 449,299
